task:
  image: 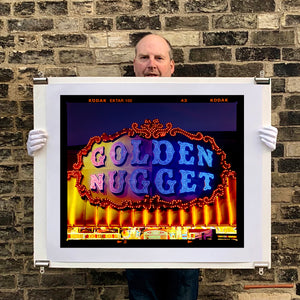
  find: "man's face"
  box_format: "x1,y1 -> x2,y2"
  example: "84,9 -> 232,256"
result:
133,35 -> 175,77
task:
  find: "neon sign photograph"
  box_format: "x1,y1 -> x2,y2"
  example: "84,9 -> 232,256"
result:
61,95 -> 244,248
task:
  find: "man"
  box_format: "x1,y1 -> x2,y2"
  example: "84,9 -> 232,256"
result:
27,33 -> 278,300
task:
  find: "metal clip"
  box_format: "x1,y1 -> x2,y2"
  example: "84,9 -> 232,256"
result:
35,260 -> 50,274
254,70 -> 270,85
33,78 -> 48,85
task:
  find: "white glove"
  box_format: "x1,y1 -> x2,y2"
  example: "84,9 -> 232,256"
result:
27,129 -> 47,157
259,126 -> 278,151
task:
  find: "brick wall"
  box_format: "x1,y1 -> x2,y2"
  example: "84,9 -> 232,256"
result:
0,0 -> 299,299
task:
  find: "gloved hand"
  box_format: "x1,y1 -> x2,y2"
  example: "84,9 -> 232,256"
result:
259,125 -> 278,151
27,129 -> 47,156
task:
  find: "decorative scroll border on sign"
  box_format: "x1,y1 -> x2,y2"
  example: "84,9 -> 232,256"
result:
67,119 -> 236,210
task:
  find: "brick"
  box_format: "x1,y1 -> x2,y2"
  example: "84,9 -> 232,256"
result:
0,101 -> 18,115
0,132 -> 23,147
14,242 -> 33,256
108,32 -> 129,47
0,227 -> 23,241
258,14 -> 280,29
20,164 -> 33,179
9,50 -> 54,64
44,68 -> 77,77
0,211 -> 14,225
166,16 -> 208,30
59,50 -> 94,64
0,259 -> 23,272
17,85 -> 33,100
185,0 -> 228,13
275,63 -> 300,77
95,49 -> 133,64
286,78 -> 300,93
281,205 -> 300,219
251,31 -> 295,46
189,47 -> 232,62
278,127 -> 300,142
88,33 -> 107,48
38,1 -> 68,15
236,47 -> 280,61
213,14 -> 256,29
17,274 -> 39,288
71,1 -> 93,15
283,48 -> 300,61
198,284 -> 242,299
150,0 -> 179,13
0,36 -> 15,48
272,143 -> 284,157
83,18 -> 113,31
0,165 -> 18,180
272,173 -> 300,187
28,289 -> 73,300
0,52 -> 4,63
0,292 -> 24,300
283,0 -> 300,11
272,78 -> 285,93
40,273 -> 87,287
0,242 -> 12,256
272,95 -> 283,110
278,159 -> 300,173
277,268 -> 298,282
74,288 -> 97,300
17,35 -> 39,49
231,0 -> 275,12
163,32 -> 199,46
117,15 -> 161,30
14,2 -> 35,16
78,65 -> 121,77
96,0 -> 142,14
272,252 -> 300,266
204,269 -> 227,282
280,111 -> 300,126
55,19 -> 80,31
286,143 -> 300,157
16,180 -> 32,194
89,270 -> 126,285
99,286 -> 128,300
18,67 -> 40,81
232,269 -> 274,281
282,235 -> 300,250
297,282 -> 300,296
8,19 -> 53,32
272,221 -> 300,234
0,68 -> 14,82
0,3 -> 10,16
42,34 -> 87,47
174,64 -> 216,77
238,293 -> 292,300
203,31 -> 248,46
272,236 -> 279,250
284,15 -> 300,26
219,63 -> 263,77
0,149 -> 12,163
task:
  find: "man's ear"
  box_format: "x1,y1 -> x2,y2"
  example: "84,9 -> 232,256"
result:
170,60 -> 175,75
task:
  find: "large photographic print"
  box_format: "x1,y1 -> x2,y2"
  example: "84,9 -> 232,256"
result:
61,95 -> 244,248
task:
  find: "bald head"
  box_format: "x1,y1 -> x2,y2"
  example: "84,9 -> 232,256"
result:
133,34 -> 175,77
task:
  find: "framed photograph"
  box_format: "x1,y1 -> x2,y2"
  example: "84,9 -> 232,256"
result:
34,77 -> 271,269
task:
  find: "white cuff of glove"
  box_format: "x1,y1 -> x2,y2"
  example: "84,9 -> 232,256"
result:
27,129 -> 48,157
259,126 -> 278,151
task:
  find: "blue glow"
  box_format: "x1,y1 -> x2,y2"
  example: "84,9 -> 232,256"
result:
154,168 -> 176,195
129,169 -> 150,194
179,170 -> 196,193
178,141 -> 195,165
152,140 -> 175,166
197,145 -> 213,167
131,139 -> 149,165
